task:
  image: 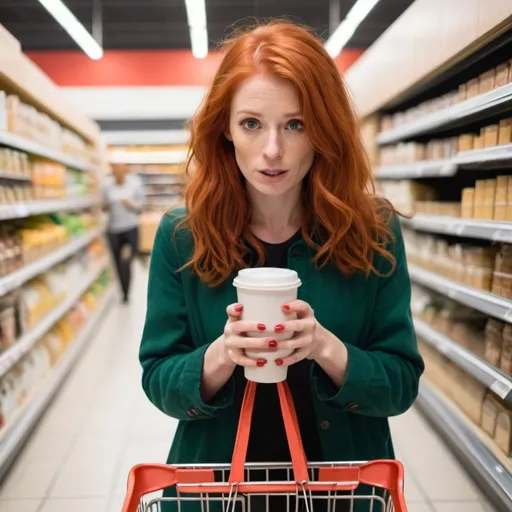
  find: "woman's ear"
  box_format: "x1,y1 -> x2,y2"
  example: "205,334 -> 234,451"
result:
224,130 -> 232,141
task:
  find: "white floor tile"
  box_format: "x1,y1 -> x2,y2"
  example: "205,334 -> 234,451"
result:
40,497 -> 107,512
433,502 -> 490,512
0,458 -> 61,499
406,504 -> 434,512
0,500 -> 41,512
0,267 -> 497,510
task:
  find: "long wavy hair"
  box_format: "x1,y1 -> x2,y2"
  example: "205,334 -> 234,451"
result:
178,20 -> 395,286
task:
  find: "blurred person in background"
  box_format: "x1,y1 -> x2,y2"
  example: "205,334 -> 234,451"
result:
138,21 -> 423,512
102,163 -> 145,303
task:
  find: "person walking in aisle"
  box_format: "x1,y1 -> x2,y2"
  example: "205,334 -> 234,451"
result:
138,21 -> 424,512
103,163 -> 145,303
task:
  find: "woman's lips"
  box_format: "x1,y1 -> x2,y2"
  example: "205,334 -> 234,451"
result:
258,169 -> 289,183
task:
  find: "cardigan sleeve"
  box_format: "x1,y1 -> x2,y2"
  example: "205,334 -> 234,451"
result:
311,215 -> 424,417
139,212 -> 235,421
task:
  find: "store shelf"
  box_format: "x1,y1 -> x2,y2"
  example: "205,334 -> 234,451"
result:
409,264 -> 512,322
416,381 -> 512,511
0,284 -> 115,479
377,83 -> 512,145
415,318 -> 512,402
0,131 -> 94,172
375,159 -> 457,179
0,196 -> 100,221
0,170 -> 31,182
376,144 -> 512,180
402,215 -> 512,243
0,226 -> 105,297
455,143 -> 512,169
0,262 -> 108,379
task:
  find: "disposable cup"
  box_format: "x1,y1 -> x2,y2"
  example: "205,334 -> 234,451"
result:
233,267 -> 302,383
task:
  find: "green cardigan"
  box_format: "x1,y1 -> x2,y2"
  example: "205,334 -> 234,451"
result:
138,207 -> 424,510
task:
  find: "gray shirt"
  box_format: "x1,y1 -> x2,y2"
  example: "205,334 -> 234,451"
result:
102,175 -> 146,234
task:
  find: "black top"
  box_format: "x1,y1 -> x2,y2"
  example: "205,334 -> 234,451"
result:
236,231 -> 323,465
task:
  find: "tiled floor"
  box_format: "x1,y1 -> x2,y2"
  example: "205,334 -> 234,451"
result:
0,266 -> 498,511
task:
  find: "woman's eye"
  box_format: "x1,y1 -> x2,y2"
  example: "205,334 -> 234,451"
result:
242,119 -> 260,130
287,119 -> 304,131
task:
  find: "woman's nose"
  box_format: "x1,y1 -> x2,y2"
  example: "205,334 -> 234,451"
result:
263,133 -> 283,160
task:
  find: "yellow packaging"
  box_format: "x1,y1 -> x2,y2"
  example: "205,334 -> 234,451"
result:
484,125 -> 499,147
499,119 -> 512,145
494,176 -> 508,221
461,188 -> 475,218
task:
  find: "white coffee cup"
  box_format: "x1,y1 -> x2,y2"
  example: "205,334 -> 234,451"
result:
233,267 -> 302,383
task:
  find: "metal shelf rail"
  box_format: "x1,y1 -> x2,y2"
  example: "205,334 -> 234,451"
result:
415,318 -> 512,402
409,264 -> 512,323
0,196 -> 100,221
402,215 -> 512,243
375,143 -> 512,179
376,83 -> 512,145
416,381 -> 512,511
0,131 -> 96,172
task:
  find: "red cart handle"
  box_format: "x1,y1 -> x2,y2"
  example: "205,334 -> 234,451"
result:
228,380 -> 309,484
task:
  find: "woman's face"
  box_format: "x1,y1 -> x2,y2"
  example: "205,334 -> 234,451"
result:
228,74 -> 315,198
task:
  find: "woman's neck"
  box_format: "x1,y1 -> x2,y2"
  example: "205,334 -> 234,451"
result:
249,187 -> 302,243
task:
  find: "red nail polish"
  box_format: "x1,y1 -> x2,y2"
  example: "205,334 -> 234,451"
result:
257,359 -> 267,367
235,304 -> 243,312
257,323 -> 266,331
268,340 -> 278,348
274,324 -> 285,332
282,304 -> 291,311
275,358 -> 284,366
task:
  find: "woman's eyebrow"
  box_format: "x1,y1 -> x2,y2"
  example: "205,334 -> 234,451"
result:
236,110 -> 302,117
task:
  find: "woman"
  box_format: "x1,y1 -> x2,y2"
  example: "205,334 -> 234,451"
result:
139,21 -> 424,512
103,163 -> 145,303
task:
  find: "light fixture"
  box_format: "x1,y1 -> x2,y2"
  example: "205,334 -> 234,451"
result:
324,0 -> 382,58
38,0 -> 103,60
184,0 -> 208,59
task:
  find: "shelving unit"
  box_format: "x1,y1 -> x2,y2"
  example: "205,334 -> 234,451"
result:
402,215 -> 512,243
0,283 -> 115,480
415,318 -> 512,402
416,381 -> 512,511
0,24 -> 113,481
409,265 -> 512,322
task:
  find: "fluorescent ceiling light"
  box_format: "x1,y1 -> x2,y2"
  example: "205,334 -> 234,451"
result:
38,0 -> 103,60
184,0 -> 208,59
325,0 -> 381,58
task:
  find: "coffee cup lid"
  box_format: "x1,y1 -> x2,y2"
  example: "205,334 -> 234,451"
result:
233,267 -> 302,291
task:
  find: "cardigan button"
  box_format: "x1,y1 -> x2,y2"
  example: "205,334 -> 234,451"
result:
291,246 -> 302,257
346,402 -> 359,411
187,408 -> 200,417
319,420 -> 330,430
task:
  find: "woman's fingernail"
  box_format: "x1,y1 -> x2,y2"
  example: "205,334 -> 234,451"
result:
274,324 -> 285,332
257,323 -> 266,331
282,304 -> 291,311
257,359 -> 267,367
235,304 -> 243,312
268,340 -> 278,348
275,358 -> 284,366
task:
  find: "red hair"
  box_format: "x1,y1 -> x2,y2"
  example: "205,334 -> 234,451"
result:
179,20 -> 395,285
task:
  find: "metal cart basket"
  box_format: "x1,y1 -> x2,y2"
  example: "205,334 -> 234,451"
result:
121,380 -> 408,512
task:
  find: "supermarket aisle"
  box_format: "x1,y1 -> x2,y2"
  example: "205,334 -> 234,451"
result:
0,266 -> 496,512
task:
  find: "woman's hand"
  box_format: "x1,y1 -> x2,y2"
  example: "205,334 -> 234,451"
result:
274,301 -> 348,375
219,303 -> 279,368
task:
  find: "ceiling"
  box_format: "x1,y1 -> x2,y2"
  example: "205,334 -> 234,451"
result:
1,0 -> 415,52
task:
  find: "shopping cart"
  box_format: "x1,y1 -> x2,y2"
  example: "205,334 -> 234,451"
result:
121,380 -> 408,511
